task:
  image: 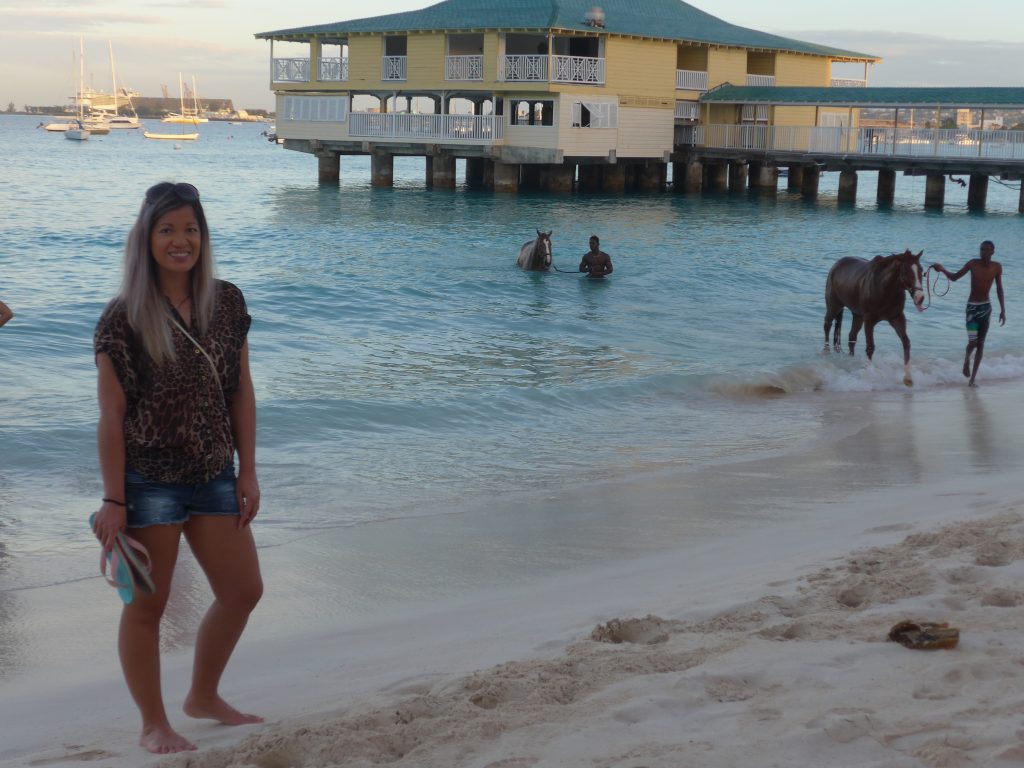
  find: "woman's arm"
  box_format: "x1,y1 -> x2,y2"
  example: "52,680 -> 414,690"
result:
94,353 -> 127,550
230,340 -> 260,526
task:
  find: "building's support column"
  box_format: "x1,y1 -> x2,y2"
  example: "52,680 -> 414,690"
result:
728,161 -> 747,193
578,164 -> 602,193
787,165 -> 804,192
371,151 -> 393,188
1019,181 -> 1024,214
520,164 -> 542,190
378,96 -> 388,114
751,163 -> 779,195
705,162 -> 728,193
541,163 -> 575,193
673,160 -> 702,194
877,169 -> 897,206
317,151 -> 340,184
465,157 -> 486,189
482,159 -> 495,191
925,173 -> 946,210
967,174 -> 989,212
430,152 -> 457,189
801,165 -> 820,199
838,170 -> 858,204
493,162 -> 520,193
425,156 -> 434,188
637,162 -> 667,192
602,164 -> 626,194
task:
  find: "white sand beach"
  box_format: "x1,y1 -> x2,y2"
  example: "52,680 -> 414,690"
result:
4,383 -> 1024,768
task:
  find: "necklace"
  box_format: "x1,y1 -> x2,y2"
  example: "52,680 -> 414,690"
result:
166,294 -> 191,313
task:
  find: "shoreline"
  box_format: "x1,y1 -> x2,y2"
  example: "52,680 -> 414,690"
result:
4,382 -> 1024,766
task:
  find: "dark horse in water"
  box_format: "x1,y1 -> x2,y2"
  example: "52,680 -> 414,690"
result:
824,249 -> 926,387
517,230 -> 553,271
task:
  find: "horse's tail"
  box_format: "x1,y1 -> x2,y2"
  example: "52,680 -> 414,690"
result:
823,269 -> 843,349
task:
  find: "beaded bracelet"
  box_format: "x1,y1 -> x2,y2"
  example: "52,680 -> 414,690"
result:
102,497 -> 126,507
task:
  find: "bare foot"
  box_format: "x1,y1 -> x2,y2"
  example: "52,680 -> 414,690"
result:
968,380 -> 979,388
184,694 -> 264,725
963,357 -> 971,377
140,724 -> 196,754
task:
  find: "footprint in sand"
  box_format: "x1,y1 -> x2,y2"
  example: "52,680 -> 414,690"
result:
591,616 -> 671,645
28,749 -> 117,766
981,588 -> 1024,607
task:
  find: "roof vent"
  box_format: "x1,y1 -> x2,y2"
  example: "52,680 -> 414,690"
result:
583,7 -> 605,28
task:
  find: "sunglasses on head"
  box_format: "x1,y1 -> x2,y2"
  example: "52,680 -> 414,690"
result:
145,182 -> 200,203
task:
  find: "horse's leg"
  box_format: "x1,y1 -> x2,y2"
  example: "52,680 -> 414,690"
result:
823,309 -> 834,351
833,308 -> 843,353
890,314 -> 913,386
847,314 -> 863,356
864,319 -> 877,361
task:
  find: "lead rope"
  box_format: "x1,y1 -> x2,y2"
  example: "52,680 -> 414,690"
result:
920,265 -> 951,310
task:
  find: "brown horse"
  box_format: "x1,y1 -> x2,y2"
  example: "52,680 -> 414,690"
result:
824,249 -> 926,386
517,230 -> 552,271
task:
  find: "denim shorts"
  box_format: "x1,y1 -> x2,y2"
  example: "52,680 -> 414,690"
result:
125,464 -> 238,528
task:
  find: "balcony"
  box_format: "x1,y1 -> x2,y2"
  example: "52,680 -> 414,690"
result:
273,58 -> 310,83
348,113 -> 504,144
445,55 -> 484,81
830,78 -> 868,88
676,70 -> 709,91
682,124 -> 1024,161
501,55 -> 548,82
382,56 -> 407,81
552,55 -> 604,85
675,101 -> 699,120
745,74 -> 776,87
318,57 -> 349,82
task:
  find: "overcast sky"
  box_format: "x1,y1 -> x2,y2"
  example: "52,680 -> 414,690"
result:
3,0 -> 1022,110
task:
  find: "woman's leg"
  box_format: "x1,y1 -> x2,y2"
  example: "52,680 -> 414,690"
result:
181,515 -> 264,724
117,524 -> 196,753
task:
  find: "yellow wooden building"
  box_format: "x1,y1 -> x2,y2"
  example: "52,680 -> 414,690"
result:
256,0 -> 878,191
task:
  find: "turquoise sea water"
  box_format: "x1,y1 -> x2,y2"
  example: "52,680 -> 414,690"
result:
1,114 -> 1022,592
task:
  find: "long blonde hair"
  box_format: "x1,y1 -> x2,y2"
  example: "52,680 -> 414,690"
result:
120,183 -> 216,366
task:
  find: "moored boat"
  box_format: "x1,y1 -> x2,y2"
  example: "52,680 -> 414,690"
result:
143,130 -> 199,141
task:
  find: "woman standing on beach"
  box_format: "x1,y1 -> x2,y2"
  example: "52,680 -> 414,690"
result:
91,182 -> 263,754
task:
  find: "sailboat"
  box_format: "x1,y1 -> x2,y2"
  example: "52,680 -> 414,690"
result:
65,40 -> 90,141
161,74 -> 208,124
101,42 -> 140,128
144,74 -> 198,140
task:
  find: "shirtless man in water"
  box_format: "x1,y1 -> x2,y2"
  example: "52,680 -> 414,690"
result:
579,235 -> 613,278
931,240 -> 1006,387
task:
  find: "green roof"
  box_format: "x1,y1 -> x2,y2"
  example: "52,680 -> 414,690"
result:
256,0 -> 877,61
700,85 -> 1024,108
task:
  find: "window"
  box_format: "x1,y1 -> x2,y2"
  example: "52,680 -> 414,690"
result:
571,100 -> 617,128
510,99 -> 553,126
282,95 -> 349,122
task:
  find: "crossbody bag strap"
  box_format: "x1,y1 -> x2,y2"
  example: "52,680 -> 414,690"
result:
169,314 -> 223,395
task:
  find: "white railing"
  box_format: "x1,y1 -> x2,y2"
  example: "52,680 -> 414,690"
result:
675,101 -> 699,120
680,124 -> 1024,160
318,57 -> 349,82
348,112 -> 504,143
830,78 -> 868,88
745,74 -> 775,87
382,56 -> 407,81
273,58 -> 310,83
445,55 -> 483,81
501,55 -> 548,82
676,70 -> 709,91
552,55 -> 605,84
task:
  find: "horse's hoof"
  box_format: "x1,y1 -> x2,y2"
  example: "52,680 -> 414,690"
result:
903,377 -> 914,387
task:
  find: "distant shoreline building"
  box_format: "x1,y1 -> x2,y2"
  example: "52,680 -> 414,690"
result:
256,0 -> 1024,212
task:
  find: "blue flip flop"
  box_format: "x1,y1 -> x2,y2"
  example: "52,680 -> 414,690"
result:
89,513 -> 141,604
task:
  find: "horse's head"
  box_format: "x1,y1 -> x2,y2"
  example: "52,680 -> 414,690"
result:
534,230 -> 552,268
895,249 -> 926,312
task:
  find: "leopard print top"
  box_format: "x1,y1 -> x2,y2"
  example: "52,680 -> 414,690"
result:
94,280 -> 252,484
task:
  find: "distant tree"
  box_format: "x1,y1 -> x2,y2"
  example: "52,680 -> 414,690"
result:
5,101 -> 15,114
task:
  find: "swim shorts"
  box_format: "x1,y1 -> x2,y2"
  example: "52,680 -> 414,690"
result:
124,464 -> 238,528
965,302 -> 992,343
